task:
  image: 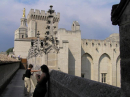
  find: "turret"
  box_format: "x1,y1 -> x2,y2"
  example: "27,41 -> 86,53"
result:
71,21 -> 80,31
14,8 -> 28,39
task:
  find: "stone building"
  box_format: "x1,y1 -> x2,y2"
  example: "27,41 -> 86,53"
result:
14,6 -> 120,87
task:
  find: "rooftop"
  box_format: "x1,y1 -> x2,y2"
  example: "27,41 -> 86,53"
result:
0,54 -> 19,64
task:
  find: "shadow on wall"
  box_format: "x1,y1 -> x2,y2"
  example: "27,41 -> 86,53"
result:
81,46 -> 85,57
81,53 -> 92,79
68,49 -> 75,75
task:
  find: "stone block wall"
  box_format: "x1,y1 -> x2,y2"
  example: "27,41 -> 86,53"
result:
118,1 -> 130,96
0,62 -> 20,94
81,37 -> 120,87
14,39 -> 31,58
58,28 -> 81,76
30,70 -> 121,97
27,8 -> 60,38
48,70 -> 121,97
58,40 -> 69,73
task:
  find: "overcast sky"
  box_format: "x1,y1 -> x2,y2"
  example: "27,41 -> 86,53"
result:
0,0 -> 120,52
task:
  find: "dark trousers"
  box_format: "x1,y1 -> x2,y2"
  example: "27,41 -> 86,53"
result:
33,86 -> 47,97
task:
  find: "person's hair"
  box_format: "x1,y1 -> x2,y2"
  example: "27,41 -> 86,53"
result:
41,64 -> 49,74
29,64 -> 33,68
41,64 -> 50,97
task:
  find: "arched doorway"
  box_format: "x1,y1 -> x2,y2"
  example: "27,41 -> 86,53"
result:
81,53 -> 93,79
116,56 -> 120,87
98,53 -> 111,84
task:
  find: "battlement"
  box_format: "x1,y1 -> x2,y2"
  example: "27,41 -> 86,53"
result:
27,9 -> 60,23
58,28 -> 81,35
81,39 -> 120,48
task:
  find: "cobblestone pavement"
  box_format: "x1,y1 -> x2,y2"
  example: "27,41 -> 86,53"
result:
0,69 -> 31,97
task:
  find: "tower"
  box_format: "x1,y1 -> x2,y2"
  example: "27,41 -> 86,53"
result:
14,8 -> 28,39
27,7 -> 60,38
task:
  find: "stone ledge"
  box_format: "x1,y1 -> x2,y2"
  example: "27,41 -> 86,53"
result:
48,70 -> 121,97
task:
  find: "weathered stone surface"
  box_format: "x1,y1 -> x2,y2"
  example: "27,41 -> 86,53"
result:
111,0 -> 130,96
0,62 -> 20,95
120,24 -> 130,59
48,70 -> 121,97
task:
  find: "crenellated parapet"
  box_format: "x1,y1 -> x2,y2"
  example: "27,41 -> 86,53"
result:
58,28 -> 81,35
82,33 -> 120,50
27,9 -> 60,24
81,39 -> 120,49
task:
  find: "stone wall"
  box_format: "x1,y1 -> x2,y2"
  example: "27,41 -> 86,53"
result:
81,34 -> 120,87
0,62 -> 20,94
111,0 -> 130,96
58,28 -> 81,76
118,1 -> 130,96
30,70 -> 121,97
48,70 -> 121,97
27,8 -> 60,38
14,39 -> 31,58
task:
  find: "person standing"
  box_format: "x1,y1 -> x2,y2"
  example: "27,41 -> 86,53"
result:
33,64 -> 50,97
24,64 -> 40,96
18,55 -> 20,60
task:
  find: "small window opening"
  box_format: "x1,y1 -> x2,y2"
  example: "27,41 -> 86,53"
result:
81,73 -> 85,78
22,35 -> 24,38
101,73 -> 107,83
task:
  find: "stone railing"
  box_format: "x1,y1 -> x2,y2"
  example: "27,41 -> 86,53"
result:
0,62 -> 20,94
31,70 -> 121,97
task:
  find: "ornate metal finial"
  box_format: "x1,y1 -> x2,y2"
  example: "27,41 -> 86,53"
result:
50,5 -> 53,10
48,5 -> 54,14
23,8 -> 25,18
37,31 -> 40,38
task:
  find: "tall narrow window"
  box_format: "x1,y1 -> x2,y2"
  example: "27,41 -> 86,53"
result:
101,73 -> 107,83
22,35 -> 24,38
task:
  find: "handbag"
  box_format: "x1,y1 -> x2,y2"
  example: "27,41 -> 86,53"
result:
22,74 -> 26,80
